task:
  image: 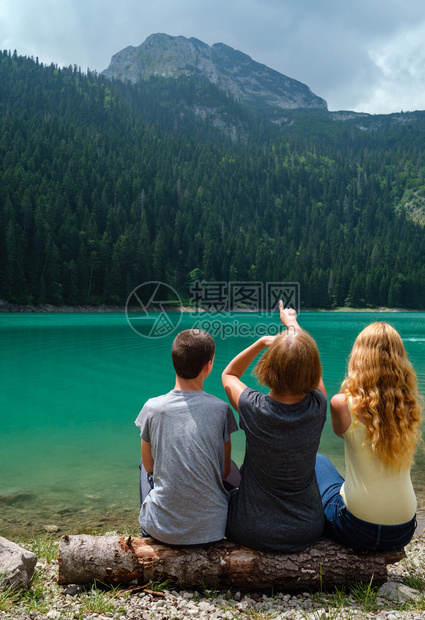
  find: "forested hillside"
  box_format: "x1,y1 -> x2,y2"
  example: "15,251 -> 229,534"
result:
2,50 -> 425,308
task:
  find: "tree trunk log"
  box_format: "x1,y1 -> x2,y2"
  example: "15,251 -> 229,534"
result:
57,535 -> 404,591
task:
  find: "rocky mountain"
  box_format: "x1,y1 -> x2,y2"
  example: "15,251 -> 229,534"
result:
102,33 -> 327,115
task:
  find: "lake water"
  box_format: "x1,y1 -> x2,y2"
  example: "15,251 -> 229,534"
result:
1,311 -> 425,537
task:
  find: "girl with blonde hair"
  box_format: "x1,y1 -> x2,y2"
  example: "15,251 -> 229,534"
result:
315,321 -> 422,551
222,301 -> 327,552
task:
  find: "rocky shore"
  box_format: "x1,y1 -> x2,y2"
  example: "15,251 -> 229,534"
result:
0,302 -> 130,313
0,490 -> 141,542
2,529 -> 425,620
0,299 -> 409,313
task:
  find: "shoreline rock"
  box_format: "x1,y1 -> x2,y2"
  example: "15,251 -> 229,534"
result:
0,537 -> 37,591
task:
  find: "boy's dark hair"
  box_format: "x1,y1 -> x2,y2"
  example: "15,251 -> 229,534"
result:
171,329 -> 216,379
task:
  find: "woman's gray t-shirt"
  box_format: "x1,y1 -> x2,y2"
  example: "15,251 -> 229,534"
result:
226,387 -> 327,552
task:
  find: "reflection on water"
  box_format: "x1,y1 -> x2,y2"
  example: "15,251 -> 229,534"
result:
1,311 -> 425,536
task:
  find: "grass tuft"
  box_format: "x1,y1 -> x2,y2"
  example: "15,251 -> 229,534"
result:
145,577 -> 175,592
349,576 -> 378,612
0,578 -> 20,612
403,574 -> 425,592
79,579 -> 121,615
31,536 -> 58,563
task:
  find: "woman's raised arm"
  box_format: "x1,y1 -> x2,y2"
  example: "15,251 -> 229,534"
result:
222,336 -> 274,411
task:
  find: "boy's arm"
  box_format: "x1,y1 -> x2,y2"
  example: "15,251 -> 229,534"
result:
141,439 -> 154,474
223,438 -> 232,479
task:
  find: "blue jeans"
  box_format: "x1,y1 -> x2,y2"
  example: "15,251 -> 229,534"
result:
315,453 -> 416,551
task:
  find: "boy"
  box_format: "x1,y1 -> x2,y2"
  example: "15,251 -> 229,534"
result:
135,329 -> 238,545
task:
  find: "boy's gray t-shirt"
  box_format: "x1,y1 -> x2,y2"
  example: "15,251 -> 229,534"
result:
135,389 -> 238,545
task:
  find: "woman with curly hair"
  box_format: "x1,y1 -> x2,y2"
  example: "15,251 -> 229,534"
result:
316,321 -> 422,551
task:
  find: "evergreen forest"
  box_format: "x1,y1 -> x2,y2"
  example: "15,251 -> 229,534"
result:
2,50 -> 425,309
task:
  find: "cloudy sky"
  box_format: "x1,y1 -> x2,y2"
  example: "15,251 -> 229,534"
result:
1,0 -> 425,114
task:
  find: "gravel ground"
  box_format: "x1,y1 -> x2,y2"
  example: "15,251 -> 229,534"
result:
2,532 -> 425,619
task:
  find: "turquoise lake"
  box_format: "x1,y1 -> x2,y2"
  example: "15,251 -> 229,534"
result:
1,311 -> 425,536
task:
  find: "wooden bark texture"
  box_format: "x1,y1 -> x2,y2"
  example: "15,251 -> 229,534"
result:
57,535 -> 404,590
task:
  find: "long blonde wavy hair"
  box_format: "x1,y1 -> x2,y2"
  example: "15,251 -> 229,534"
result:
342,322 -> 422,470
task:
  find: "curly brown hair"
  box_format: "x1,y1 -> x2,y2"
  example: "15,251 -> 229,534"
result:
342,322 -> 422,470
255,328 -> 322,395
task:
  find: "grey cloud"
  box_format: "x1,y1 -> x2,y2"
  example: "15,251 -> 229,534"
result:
1,0 -> 425,113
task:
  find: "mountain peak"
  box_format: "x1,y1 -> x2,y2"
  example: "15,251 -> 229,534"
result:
102,33 -> 327,114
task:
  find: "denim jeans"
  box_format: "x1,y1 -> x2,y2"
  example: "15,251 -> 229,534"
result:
315,453 -> 416,551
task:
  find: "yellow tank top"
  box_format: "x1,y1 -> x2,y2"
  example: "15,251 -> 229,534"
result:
340,397 -> 416,525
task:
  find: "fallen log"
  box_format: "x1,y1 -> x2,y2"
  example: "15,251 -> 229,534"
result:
57,535 -> 404,591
